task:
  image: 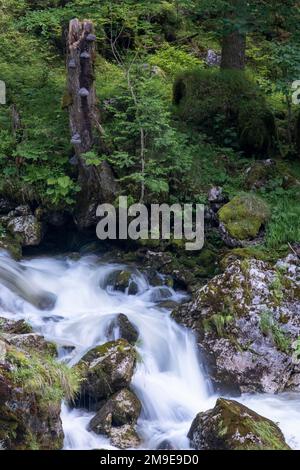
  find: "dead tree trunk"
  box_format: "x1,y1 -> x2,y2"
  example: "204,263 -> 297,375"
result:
67,19 -> 118,229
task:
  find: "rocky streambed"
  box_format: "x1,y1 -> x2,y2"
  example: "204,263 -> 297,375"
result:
0,247 -> 299,450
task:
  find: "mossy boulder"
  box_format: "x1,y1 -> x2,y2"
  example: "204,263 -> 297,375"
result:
218,194 -> 270,241
188,398 -> 290,450
88,388 -> 141,448
0,332 -> 79,449
172,254 -> 300,394
76,339 -> 137,409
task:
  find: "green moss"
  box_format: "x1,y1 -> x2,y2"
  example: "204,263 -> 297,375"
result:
246,421 -> 290,450
6,346 -> 80,404
259,311 -> 290,353
215,398 -> 290,450
218,193 -> 270,240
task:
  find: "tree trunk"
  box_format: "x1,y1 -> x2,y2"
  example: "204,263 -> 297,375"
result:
220,0 -> 246,71
221,30 -> 246,70
67,19 -> 118,229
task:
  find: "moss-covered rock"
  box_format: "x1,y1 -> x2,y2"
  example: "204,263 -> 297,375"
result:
172,254 -> 300,394
218,193 -> 270,241
88,388 -> 141,448
0,334 -> 80,450
76,339 -> 137,409
188,398 -> 290,450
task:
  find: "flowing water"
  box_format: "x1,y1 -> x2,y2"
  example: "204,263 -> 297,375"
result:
0,250 -> 299,450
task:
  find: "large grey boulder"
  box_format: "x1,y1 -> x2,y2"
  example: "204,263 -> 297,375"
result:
172,254 -> 300,394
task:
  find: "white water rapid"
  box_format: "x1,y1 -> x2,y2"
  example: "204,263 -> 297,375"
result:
0,250 -> 299,450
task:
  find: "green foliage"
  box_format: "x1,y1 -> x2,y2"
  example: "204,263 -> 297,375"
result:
174,68 -> 276,154
101,64 -> 194,202
148,43 -> 203,80
203,312 -> 233,337
264,188 -> 300,250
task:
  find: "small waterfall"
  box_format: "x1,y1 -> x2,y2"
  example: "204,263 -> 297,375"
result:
0,250 -> 299,449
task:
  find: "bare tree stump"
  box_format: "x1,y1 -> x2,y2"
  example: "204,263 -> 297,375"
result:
67,18 -> 118,229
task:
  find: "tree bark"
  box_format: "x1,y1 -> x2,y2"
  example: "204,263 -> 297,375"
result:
67,18 -> 118,229
220,0 -> 246,71
221,30 -> 246,70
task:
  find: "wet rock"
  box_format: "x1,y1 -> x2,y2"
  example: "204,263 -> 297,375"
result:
150,286 -> 173,302
42,315 -> 64,323
76,339 -> 137,407
107,314 -> 139,345
188,398 -> 290,450
157,440 -> 176,450
172,255 -> 300,394
218,194 -> 270,243
106,269 -> 138,294
8,215 -> 43,247
88,388 -> 141,437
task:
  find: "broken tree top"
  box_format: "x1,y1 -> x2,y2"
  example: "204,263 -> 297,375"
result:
68,18 -> 95,48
